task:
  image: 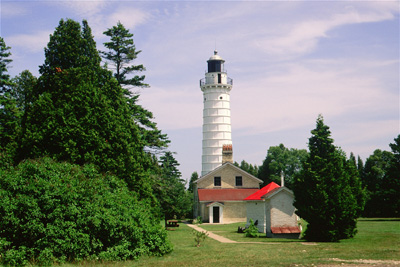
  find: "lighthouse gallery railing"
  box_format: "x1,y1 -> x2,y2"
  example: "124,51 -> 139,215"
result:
200,77 -> 233,87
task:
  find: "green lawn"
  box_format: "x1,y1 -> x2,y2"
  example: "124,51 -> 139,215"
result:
65,218 -> 400,267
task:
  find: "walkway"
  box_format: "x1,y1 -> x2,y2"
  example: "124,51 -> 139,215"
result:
186,223 -> 306,245
186,223 -> 238,243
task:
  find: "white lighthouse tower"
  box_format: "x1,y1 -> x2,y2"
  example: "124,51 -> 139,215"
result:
200,50 -> 233,176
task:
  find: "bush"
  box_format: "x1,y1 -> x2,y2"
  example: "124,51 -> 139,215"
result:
0,158 -> 172,266
192,230 -> 208,247
244,219 -> 259,238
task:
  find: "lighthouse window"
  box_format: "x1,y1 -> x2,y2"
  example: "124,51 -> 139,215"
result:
208,61 -> 222,72
219,96 -> 223,100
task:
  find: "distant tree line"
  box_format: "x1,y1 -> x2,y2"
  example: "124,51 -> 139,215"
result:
0,19 -> 191,265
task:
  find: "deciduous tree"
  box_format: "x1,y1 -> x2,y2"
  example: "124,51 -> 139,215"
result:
258,144 -> 308,188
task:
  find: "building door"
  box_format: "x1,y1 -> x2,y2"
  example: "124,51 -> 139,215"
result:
218,74 -> 221,84
213,206 -> 219,223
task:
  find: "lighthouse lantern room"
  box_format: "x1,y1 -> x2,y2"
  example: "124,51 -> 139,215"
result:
200,50 -> 233,176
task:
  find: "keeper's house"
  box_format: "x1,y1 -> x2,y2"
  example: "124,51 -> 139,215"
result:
194,161 -> 263,224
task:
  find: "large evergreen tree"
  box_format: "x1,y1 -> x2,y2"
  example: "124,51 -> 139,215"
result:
18,19 -> 152,199
258,144 -> 308,188
293,115 -> 365,242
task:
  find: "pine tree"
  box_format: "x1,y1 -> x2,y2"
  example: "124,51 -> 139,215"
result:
101,21 -> 147,88
0,37 -> 19,169
101,22 -> 169,152
188,171 -> 199,193
293,115 -> 365,242
157,151 -> 191,223
0,37 -> 12,93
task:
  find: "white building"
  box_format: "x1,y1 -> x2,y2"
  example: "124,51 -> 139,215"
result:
200,51 -> 233,176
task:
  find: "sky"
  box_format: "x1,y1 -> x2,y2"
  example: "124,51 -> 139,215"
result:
1,0 -> 399,183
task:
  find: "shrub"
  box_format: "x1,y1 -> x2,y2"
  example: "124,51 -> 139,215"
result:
244,219 -> 259,238
192,230 -> 208,247
0,158 -> 172,266
193,216 -> 203,224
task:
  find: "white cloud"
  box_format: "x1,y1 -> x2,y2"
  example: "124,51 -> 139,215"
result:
50,0 -> 109,18
7,30 -> 52,53
1,2 -> 28,18
139,85 -> 203,130
256,2 -> 398,57
105,7 -> 150,30
231,58 -> 397,136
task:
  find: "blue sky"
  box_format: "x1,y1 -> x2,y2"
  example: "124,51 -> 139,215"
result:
1,1 -> 399,182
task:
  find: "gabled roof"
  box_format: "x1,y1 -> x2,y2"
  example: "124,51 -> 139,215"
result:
244,182 -> 281,201
195,162 -> 263,184
198,188 -> 259,202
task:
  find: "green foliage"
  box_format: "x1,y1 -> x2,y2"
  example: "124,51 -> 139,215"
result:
0,158 -> 172,266
0,36 -> 13,92
361,143 -> 399,217
17,19 -> 155,199
258,144 -> 308,188
101,21 -> 148,88
188,171 -> 198,193
101,22 -> 169,152
193,216 -> 203,225
192,230 -> 208,247
0,37 -> 19,170
233,160 -> 259,177
244,219 -> 259,238
10,70 -> 37,113
156,152 -> 192,221
293,115 -> 365,242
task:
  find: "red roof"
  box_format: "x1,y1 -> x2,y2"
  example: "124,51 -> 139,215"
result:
271,226 -> 301,234
244,182 -> 280,200
198,189 -> 259,202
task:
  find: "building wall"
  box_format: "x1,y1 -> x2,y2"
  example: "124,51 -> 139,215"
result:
246,201 -> 266,232
223,202 -> 247,223
270,190 -> 298,228
199,201 -> 247,223
246,189 -> 298,235
197,165 -> 260,189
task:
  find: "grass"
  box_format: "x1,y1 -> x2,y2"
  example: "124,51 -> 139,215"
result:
61,218 -> 399,267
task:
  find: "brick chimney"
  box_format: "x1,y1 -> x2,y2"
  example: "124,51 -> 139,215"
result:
222,144 -> 233,164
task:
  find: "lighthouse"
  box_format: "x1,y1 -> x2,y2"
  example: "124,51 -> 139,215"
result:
200,50 -> 233,176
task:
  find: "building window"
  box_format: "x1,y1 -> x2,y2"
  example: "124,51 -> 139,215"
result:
214,176 -> 221,187
235,176 -> 243,187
